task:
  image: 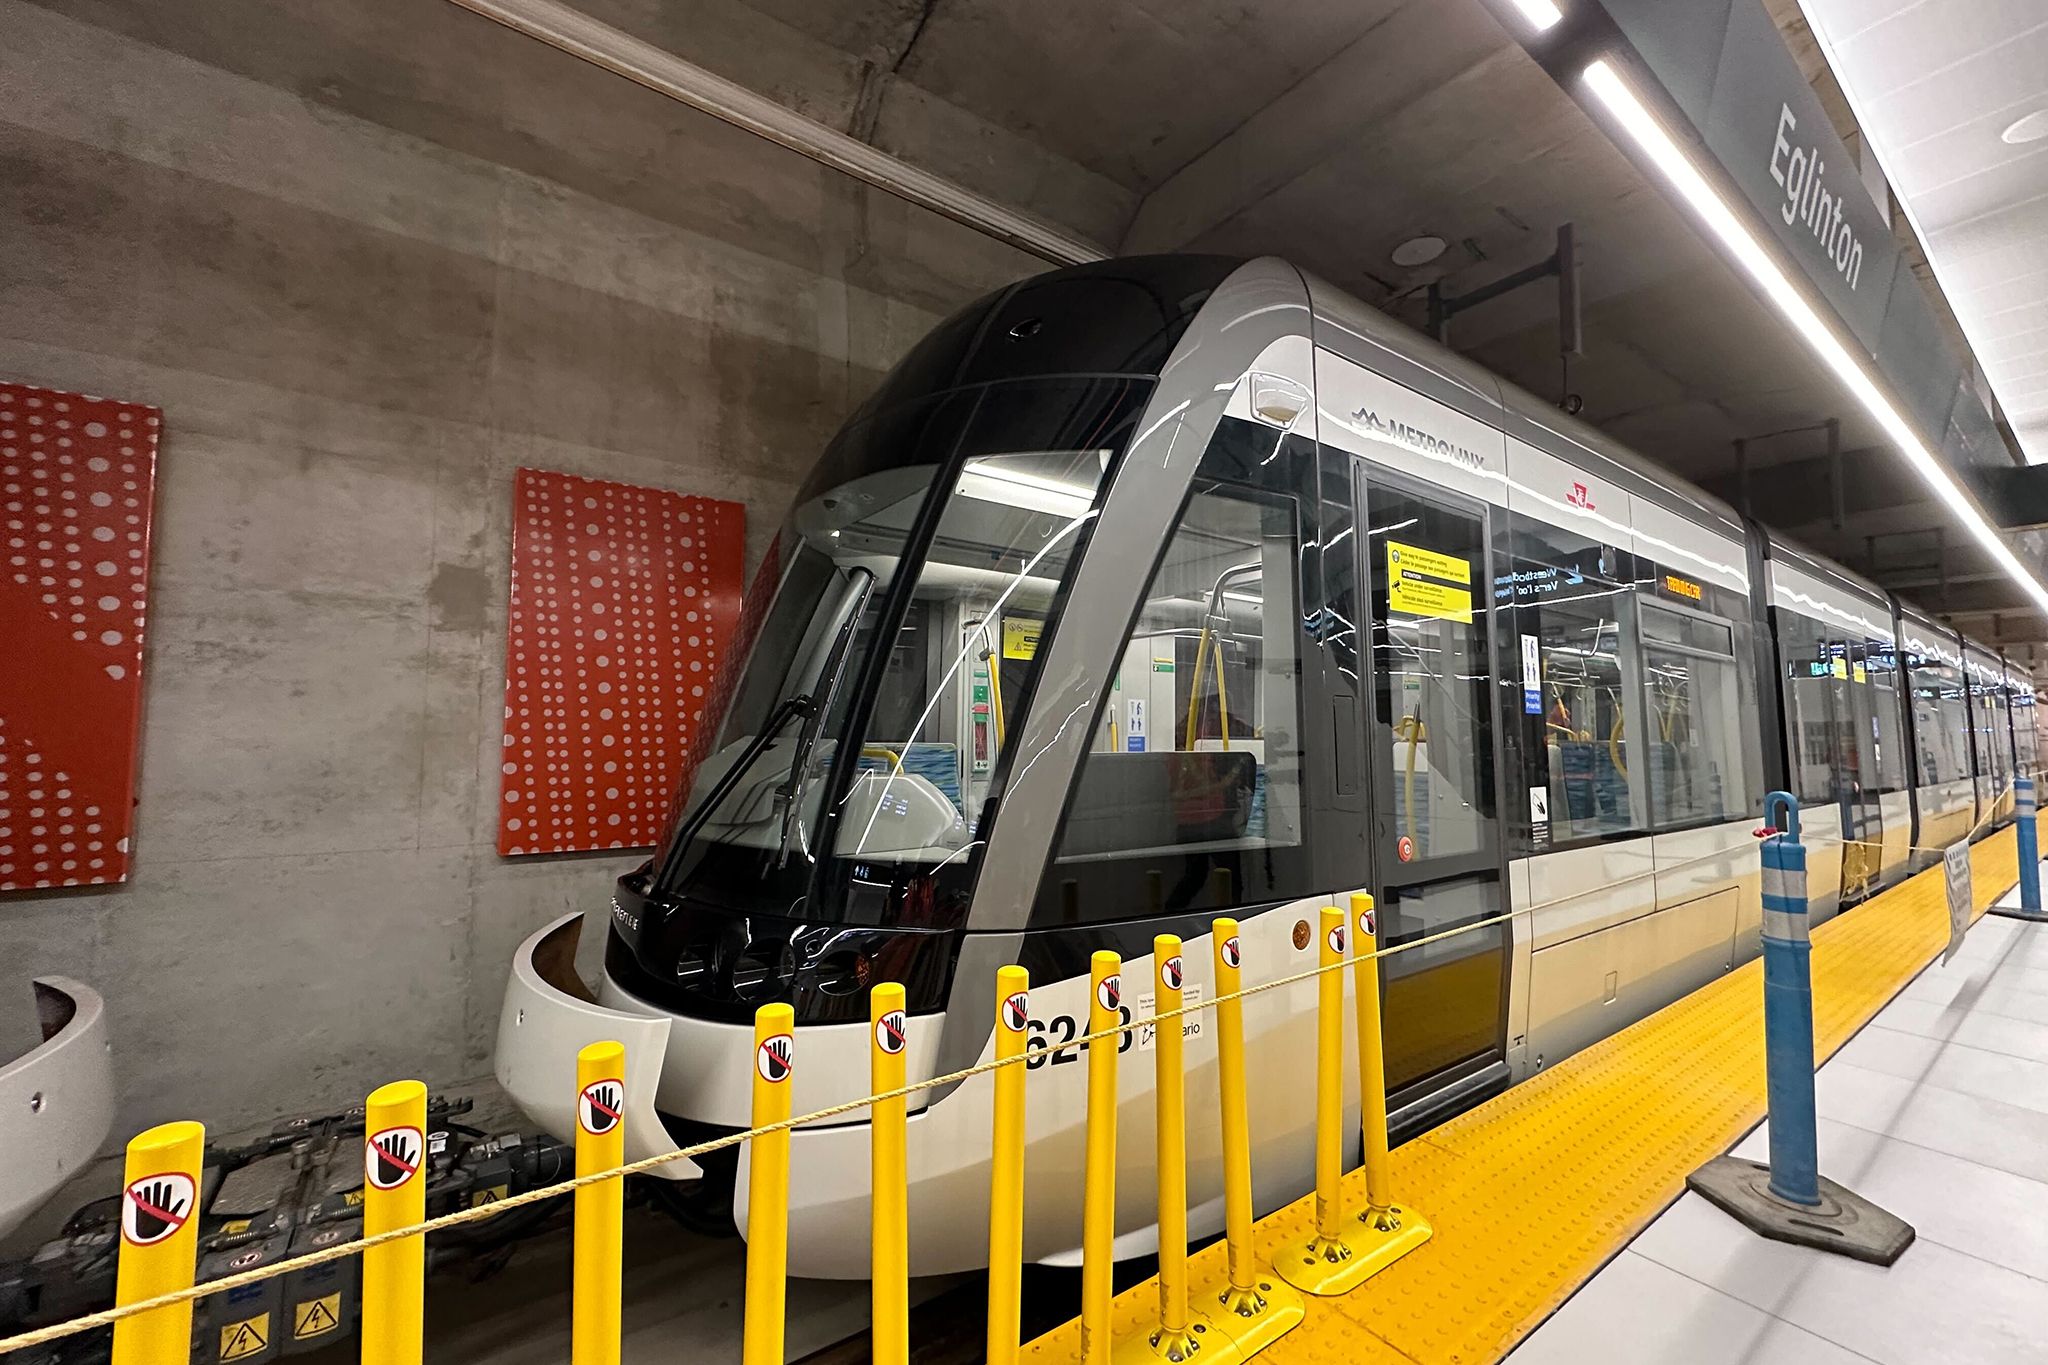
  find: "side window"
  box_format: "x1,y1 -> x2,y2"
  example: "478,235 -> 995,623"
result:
1372,485 -> 1494,863
1640,601 -> 1747,825
1777,610 -> 1840,806
1909,657 -> 1970,789
1036,419 -> 1321,927
1508,516 -> 1646,843
1864,640 -> 1908,795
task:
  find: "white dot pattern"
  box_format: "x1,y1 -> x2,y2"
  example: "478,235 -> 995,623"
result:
0,381 -> 161,892
498,467 -> 744,856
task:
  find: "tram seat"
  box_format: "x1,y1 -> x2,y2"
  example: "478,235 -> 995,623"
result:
855,742 -> 965,815
1059,750 -> 1258,858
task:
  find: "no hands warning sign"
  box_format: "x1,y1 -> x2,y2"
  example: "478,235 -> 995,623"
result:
579,1079 -> 623,1136
757,1034 -> 793,1083
1096,974 -> 1122,1012
121,1171 -> 195,1246
1001,991 -> 1028,1032
365,1126 -> 423,1191
1220,936 -> 1241,969
1356,905 -> 1377,938
1327,923 -> 1346,956
1159,955 -> 1183,991
875,1010 -> 907,1056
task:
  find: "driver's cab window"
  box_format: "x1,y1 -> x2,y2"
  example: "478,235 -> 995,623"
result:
1052,479 -> 1304,870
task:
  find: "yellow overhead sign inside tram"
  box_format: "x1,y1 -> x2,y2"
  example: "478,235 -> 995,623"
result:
1386,540 -> 1473,624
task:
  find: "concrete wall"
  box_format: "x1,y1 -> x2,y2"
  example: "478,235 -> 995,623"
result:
0,0 -> 1040,1141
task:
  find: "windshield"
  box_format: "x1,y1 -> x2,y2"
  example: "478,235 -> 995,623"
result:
653,376 -> 1154,917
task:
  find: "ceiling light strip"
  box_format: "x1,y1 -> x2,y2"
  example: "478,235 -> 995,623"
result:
1583,59 -> 2048,620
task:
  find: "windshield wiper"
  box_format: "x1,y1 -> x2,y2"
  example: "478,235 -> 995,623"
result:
772,566 -> 877,867
652,691 -> 809,891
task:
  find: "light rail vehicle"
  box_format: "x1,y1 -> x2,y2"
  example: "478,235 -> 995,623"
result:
496,256 -> 2039,1277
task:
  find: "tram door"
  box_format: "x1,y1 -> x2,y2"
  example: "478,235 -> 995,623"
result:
1358,468 -> 1508,1104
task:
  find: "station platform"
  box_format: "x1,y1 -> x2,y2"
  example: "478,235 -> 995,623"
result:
1023,828 -> 2026,1364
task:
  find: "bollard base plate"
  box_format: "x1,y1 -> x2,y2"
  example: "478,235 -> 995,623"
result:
1273,1204 -> 1433,1296
1207,1276 -> 1305,1357
1987,904 -> 2048,922
1109,1308 -> 1243,1365
1688,1156 -> 1914,1266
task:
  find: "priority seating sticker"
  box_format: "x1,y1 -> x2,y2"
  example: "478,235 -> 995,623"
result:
365,1126 -> 423,1191
121,1171 -> 195,1246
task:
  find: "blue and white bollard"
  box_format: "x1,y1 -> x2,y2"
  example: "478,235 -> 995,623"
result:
1685,791 -> 1914,1263
2019,777 -> 2041,916
1758,791 -> 1820,1208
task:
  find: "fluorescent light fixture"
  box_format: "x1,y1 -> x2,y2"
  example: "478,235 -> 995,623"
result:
1511,0 -> 1565,31
955,459 -> 1097,518
1582,58 -> 2048,620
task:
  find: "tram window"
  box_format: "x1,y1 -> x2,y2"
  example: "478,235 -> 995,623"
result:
1050,481 -> 1303,869
1862,640 -> 1908,796
829,440 -> 1116,863
1639,603 -> 1746,825
2014,688 -> 2039,776
1374,488 -> 1493,862
1777,610 -> 1843,805
1908,656 -> 1971,788
1508,519 -> 1645,842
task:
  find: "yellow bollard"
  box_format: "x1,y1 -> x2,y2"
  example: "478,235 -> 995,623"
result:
1348,892 -> 1432,1261
1113,937 -> 1234,1364
110,1120 -> 205,1365
1274,906 -> 1358,1293
1205,921 -> 1302,1355
361,1080 -> 428,1365
1080,950 -> 1122,1365
573,1042 -> 627,1365
870,983 -> 910,1365
743,1003 -> 795,1365
986,966 -> 1030,1365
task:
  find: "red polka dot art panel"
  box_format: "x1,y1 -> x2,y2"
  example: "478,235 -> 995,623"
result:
500,468 -> 745,857
0,381 -> 161,892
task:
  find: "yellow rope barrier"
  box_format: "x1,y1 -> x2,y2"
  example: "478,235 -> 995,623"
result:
0,809 -> 2021,1358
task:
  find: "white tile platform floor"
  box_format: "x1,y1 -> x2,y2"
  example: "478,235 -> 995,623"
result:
1510,869 -> 2048,1365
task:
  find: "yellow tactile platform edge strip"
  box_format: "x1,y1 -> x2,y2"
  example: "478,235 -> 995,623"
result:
1023,828 -> 2019,1365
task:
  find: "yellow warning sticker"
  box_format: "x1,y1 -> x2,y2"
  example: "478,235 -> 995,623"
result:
1831,657 -> 1849,680
220,1313 -> 269,1362
1001,617 -> 1041,660
1386,540 -> 1471,586
470,1184 -> 509,1208
294,1294 -> 341,1341
1852,663 -> 1867,684
1389,576 -> 1474,623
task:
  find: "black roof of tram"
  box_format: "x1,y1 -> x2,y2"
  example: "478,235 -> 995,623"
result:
842,254 -> 1243,431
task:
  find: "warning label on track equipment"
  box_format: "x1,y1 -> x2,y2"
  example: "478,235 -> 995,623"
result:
293,1295 -> 341,1341
219,1313 -> 269,1361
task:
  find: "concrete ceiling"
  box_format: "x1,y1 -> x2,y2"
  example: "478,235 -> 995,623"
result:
578,0 -> 2043,656
1794,0 -> 2048,468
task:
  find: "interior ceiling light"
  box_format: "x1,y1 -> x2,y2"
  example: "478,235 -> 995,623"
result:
2001,109 -> 2048,145
1582,58 -> 2048,619
1511,0 -> 1565,31
1391,235 -> 1449,267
